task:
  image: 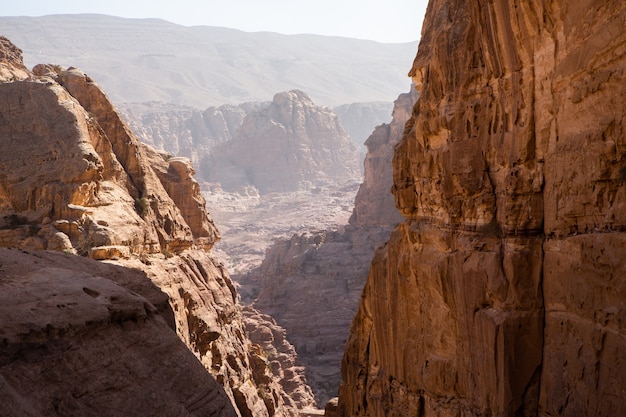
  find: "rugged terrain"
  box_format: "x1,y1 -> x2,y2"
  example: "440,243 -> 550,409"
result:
0,14 -> 417,108
204,90 -> 361,194
240,89 -> 416,405
338,1 -> 626,416
0,37 -> 317,416
120,100 -> 393,170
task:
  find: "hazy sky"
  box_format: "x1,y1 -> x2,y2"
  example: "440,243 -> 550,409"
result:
1,0 -> 429,43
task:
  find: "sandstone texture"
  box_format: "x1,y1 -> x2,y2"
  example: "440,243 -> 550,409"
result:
205,90 -> 361,194
0,249 -> 238,417
243,90 -> 417,406
0,37 -> 308,417
339,1 -> 626,416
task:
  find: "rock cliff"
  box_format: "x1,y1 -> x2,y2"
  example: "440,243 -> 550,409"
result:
0,37 -> 309,416
339,1 -> 626,416
119,101 -> 267,172
205,90 -> 361,194
121,99 -> 391,181
244,90 -> 416,406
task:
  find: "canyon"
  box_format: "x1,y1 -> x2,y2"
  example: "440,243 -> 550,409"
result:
0,37 -> 316,416
2,0 -> 626,414
241,89 -> 416,405
338,0 -> 626,416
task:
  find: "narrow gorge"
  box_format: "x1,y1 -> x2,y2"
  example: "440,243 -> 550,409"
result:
0,37 -> 315,417
2,0 -> 626,415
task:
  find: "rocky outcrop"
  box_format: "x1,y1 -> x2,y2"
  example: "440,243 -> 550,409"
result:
122,100 -> 392,181
205,90 -> 361,194
242,306 -> 318,410
0,248 -> 238,417
119,101 -> 266,172
243,90 -> 417,406
348,90 -> 415,229
0,37 -> 306,417
339,1 -> 626,416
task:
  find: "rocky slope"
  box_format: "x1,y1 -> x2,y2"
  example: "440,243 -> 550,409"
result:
120,99 -> 393,176
205,90 -> 361,194
0,248 -> 238,417
338,1 -> 626,416
119,101 -> 267,172
0,14 -> 417,108
242,90 -> 416,406
0,37 -> 315,416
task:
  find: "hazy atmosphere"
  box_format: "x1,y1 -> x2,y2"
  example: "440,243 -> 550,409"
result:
2,1 -> 622,416
2,0 -> 429,43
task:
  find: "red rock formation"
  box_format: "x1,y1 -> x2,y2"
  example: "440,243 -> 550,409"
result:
339,1 -> 626,416
0,248 -> 238,417
0,37 -> 303,417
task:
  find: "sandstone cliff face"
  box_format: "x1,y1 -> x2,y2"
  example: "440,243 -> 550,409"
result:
0,37 -> 303,417
206,90 -> 361,194
339,1 -> 626,416
244,90 -> 417,406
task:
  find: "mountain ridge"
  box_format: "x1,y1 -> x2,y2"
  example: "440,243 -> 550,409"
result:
0,14 -> 417,108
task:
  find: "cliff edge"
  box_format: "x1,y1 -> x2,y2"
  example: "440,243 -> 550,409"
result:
339,1 -> 626,416
0,37 -> 308,416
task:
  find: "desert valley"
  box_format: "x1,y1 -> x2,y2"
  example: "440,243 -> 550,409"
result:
1,1 -> 626,416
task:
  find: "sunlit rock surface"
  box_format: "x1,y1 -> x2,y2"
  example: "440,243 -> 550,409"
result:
0,37 -> 307,417
338,1 -> 626,416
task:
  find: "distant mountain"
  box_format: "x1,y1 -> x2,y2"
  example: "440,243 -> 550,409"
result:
0,14 -> 417,108
205,90 -> 361,194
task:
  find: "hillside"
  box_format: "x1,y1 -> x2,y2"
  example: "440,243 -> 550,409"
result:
0,14 -> 417,108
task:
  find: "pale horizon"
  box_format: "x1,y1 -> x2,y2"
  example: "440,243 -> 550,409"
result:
0,0 -> 429,44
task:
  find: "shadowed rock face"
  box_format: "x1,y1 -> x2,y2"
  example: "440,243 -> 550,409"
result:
0,37 -> 310,417
0,249 -> 239,417
245,89 -> 417,406
339,1 -> 626,416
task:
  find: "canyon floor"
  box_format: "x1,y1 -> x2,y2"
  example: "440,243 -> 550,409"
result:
203,179 -> 361,296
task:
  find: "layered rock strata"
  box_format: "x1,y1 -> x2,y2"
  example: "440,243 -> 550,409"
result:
339,1 -> 626,416
245,90 -> 416,405
0,37 -> 307,417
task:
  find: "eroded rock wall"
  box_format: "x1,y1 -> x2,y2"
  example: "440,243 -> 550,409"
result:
205,90 -> 361,194
339,1 -> 626,416
0,37 -> 304,417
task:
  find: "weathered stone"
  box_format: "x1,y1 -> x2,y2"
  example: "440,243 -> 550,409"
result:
0,248 -> 238,417
338,1 -> 626,416
0,37 -> 305,417
205,90 -> 361,194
